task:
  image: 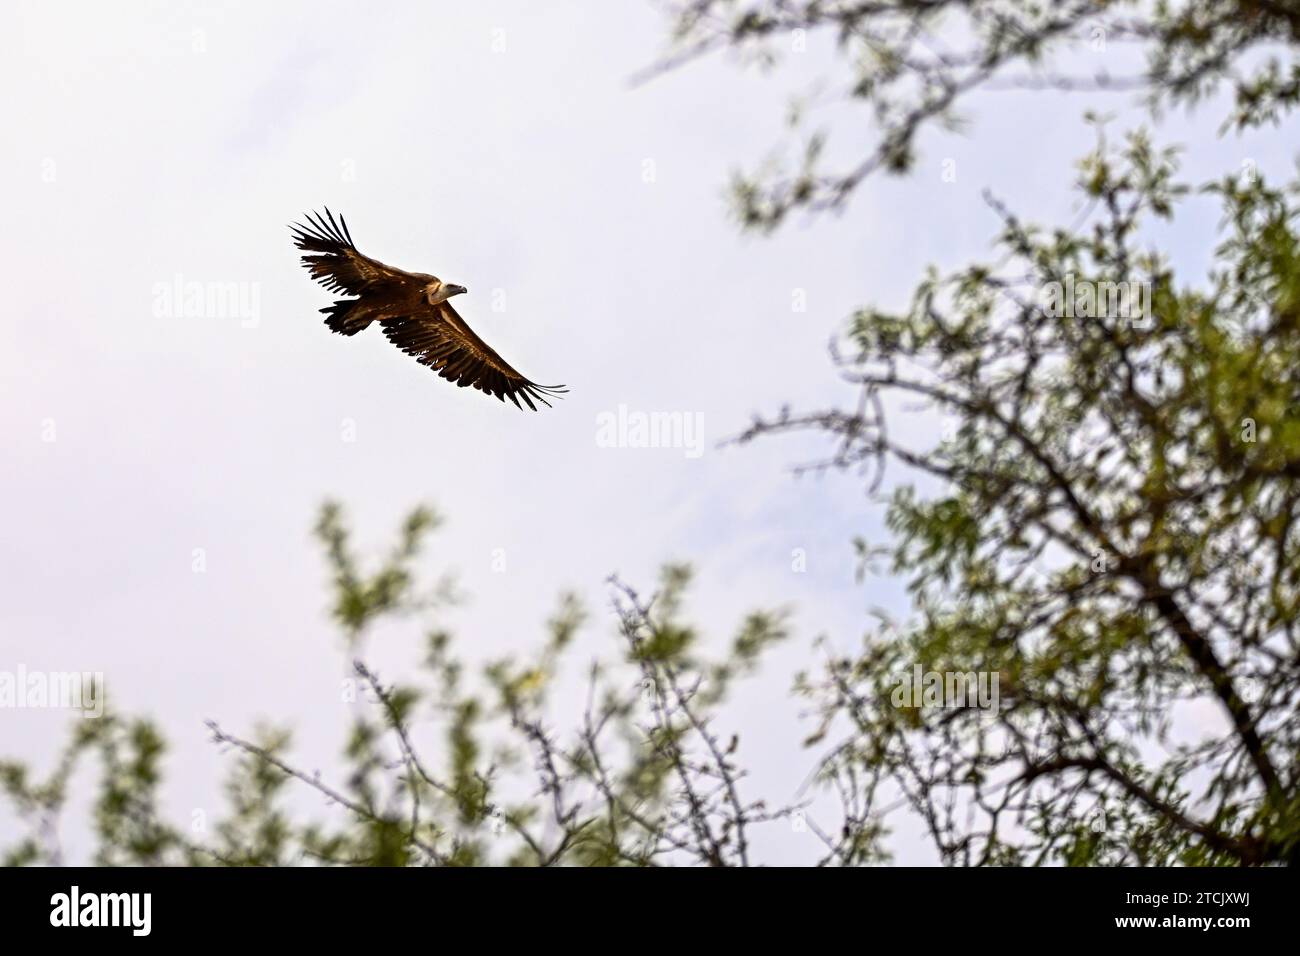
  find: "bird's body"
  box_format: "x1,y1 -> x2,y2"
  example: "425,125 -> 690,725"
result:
290,209 -> 566,410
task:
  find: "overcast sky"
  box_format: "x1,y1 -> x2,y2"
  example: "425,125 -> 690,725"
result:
2,1 -> 1294,864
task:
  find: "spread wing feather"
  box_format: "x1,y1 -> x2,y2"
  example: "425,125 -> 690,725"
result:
290,208 -> 416,296
381,304 -> 568,411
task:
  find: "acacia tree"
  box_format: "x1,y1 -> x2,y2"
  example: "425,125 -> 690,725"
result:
653,0 -> 1300,228
2,503 -> 796,866
657,0 -> 1300,863
743,130 -> 1300,865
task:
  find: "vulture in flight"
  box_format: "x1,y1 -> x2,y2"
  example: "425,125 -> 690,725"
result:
290,209 -> 566,410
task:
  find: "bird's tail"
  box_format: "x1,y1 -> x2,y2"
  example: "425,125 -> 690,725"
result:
321,299 -> 373,336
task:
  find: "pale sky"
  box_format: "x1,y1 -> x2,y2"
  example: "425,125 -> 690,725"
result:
1,0 -> 1293,864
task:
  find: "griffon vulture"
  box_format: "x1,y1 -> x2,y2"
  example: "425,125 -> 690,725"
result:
290,209 -> 566,410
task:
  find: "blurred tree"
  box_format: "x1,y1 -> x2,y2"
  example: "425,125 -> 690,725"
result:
2,503 -> 794,866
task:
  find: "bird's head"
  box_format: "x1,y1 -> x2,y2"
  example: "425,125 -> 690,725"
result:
425,280 -> 468,306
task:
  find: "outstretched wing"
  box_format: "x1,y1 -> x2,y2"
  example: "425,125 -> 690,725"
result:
381,303 -> 568,411
290,208 -> 417,296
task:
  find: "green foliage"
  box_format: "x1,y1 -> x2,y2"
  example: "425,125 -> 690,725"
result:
657,0 -> 1300,228
2,505 -> 793,866
741,125 -> 1300,864
670,0 -> 1300,865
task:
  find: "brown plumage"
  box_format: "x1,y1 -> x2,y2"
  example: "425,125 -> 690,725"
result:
290,208 -> 566,410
